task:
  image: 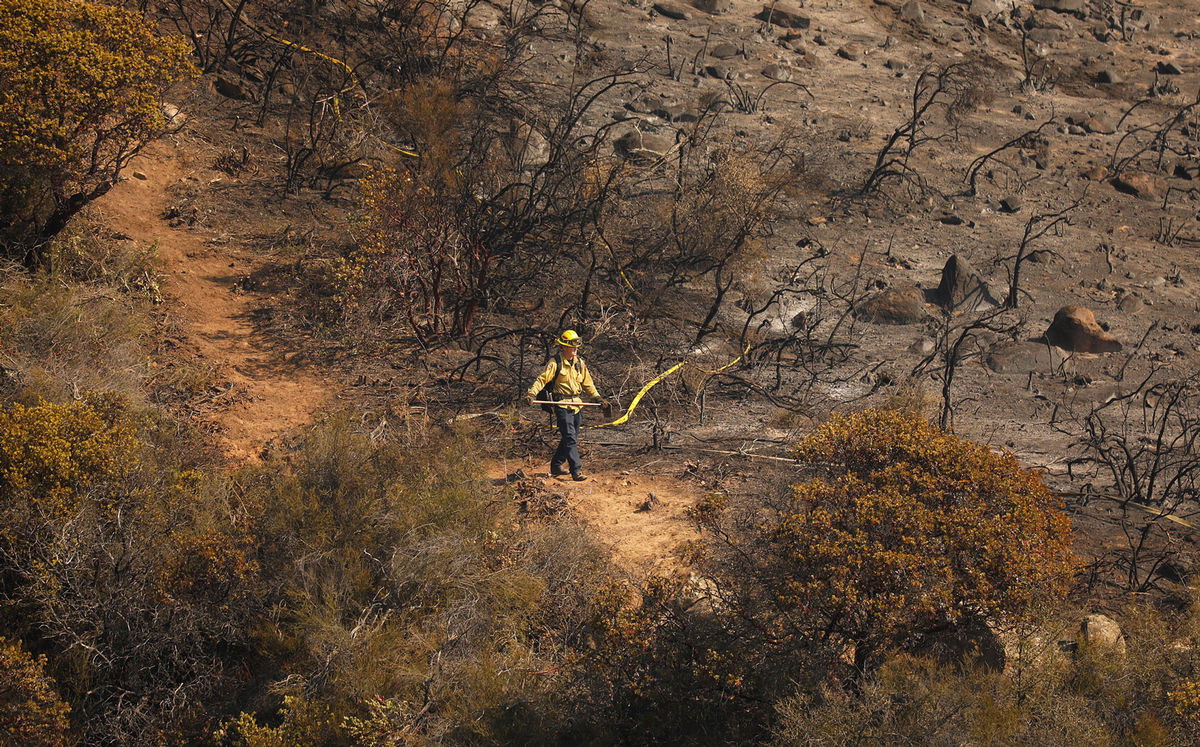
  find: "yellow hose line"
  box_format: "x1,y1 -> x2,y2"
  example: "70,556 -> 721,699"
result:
591,344 -> 748,428
215,1 -> 424,159
592,360 -> 686,428
1125,501 -> 1198,531
215,0 -> 363,102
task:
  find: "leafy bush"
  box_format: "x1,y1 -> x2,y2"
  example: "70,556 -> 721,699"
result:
695,408 -> 1076,675
0,637 -> 71,746
774,595 -> 1200,745
221,416 -> 615,744
773,654 -> 1109,746
0,399 -> 256,743
0,0 -> 195,261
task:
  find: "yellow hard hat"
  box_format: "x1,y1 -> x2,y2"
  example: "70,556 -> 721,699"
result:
556,329 -> 583,347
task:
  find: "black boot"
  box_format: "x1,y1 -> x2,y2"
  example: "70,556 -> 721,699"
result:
550,464 -> 569,477
571,471 -> 587,482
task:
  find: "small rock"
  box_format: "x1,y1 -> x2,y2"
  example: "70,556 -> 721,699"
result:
214,77 -> 249,100
1000,195 -> 1024,213
1045,306 -> 1123,353
986,342 -> 1062,374
1174,161 -> 1198,180
757,3 -> 811,29
1077,614 -> 1126,655
1083,165 -> 1109,181
836,44 -> 862,61
691,0 -> 731,14
855,287 -> 930,325
1156,61 -> 1183,75
1096,68 -> 1121,84
710,42 -> 741,59
761,63 -> 794,82
132,171 -> 148,180
615,130 -> 673,162
885,58 -> 910,71
704,63 -> 732,79
653,1 -> 690,19
1112,171 -> 1168,201
935,254 -> 990,310
899,0 -> 925,23
1033,0 -> 1083,14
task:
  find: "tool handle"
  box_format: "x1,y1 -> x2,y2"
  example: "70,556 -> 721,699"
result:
530,400 -> 603,406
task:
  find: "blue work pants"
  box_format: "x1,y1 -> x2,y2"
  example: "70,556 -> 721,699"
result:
552,408 -> 583,474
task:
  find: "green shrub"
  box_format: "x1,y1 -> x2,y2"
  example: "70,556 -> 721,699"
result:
222,416 -> 616,744
0,274 -> 154,403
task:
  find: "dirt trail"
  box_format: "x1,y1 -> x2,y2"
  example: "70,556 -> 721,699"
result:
98,139 -> 329,461
489,457 -> 702,573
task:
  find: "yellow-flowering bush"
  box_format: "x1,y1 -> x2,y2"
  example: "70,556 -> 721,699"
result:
0,637 -> 71,746
0,398 -> 141,516
0,0 -> 195,260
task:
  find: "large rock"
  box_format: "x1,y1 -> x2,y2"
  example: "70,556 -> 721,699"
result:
910,617 -> 1006,672
757,3 -> 811,28
1113,171 -> 1168,201
855,287 -> 930,325
935,255 -> 990,310
653,1 -> 690,20
899,0 -> 925,23
615,130 -> 672,162
968,0 -> 1003,17
986,342 -> 1063,374
1044,306 -> 1122,353
1034,0 -> 1084,14
692,0 -> 732,14
1077,614 -> 1126,655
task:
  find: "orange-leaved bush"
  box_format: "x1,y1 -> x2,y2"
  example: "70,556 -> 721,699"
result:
697,408 -> 1076,671
0,0 -> 195,261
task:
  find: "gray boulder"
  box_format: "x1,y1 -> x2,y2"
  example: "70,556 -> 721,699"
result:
935,255 -> 990,311
855,287 -> 930,325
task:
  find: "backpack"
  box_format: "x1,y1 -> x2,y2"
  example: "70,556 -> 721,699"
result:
537,356 -> 562,413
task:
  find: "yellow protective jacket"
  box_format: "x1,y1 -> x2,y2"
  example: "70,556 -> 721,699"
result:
527,355 -> 600,413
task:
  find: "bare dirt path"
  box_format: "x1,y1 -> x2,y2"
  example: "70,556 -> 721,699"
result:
489,457 -> 702,574
98,138 -> 330,461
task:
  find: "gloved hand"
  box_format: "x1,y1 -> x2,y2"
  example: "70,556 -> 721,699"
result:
526,395 -> 536,408
601,399 -> 615,419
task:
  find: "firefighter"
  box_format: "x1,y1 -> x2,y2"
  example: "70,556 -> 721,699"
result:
526,330 -> 608,481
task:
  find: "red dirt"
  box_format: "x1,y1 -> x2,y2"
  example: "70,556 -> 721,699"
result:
489,457 -> 702,573
96,138 -> 330,461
